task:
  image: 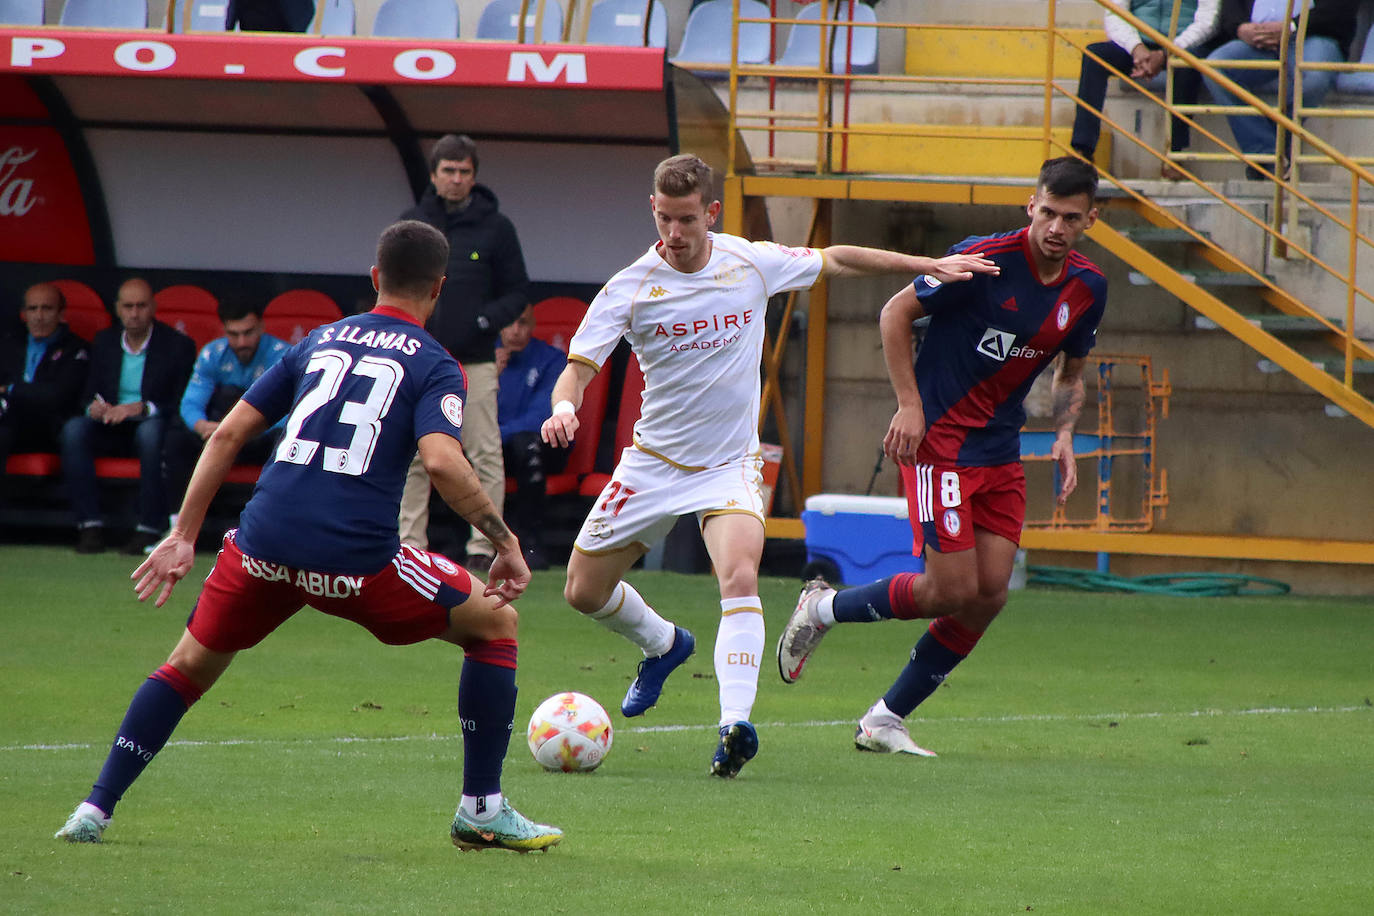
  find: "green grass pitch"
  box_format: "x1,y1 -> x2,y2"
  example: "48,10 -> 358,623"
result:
2,544 -> 1371,913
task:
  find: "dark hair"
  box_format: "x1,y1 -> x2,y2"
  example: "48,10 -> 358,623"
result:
653,154 -> 714,201
217,298 -> 262,324
429,134 -> 479,174
1038,156 -> 1098,202
376,220 -> 449,297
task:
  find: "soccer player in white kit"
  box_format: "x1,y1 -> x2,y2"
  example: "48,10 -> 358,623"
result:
540,155 -> 998,777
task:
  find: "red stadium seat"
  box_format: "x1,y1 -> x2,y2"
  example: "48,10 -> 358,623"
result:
263,289 -> 342,344
544,367 -> 611,497
154,283 -> 218,315
531,296 -> 588,353
162,311 -> 223,350
5,452 -> 61,476
50,279 -> 111,341
579,353 -> 643,497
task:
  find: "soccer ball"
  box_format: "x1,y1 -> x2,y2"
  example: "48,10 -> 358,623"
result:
526,692 -> 614,773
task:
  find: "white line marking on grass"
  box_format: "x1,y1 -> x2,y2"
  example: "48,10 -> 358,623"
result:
4,705 -> 1367,753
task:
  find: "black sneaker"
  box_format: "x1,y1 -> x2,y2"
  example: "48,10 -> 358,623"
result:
121,530 -> 161,555
464,552 -> 494,574
75,527 -> 105,554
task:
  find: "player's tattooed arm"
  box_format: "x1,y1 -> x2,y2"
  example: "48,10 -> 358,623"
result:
1050,355 -> 1088,504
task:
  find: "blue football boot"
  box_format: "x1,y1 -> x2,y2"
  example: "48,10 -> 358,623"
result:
621,625 -> 695,717
709,720 -> 759,778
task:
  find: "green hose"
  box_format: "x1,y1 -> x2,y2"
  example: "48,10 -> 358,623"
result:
1026,566 -> 1291,597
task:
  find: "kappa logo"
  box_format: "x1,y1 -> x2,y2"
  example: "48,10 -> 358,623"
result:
976,328 -> 1017,361
648,286 -> 668,299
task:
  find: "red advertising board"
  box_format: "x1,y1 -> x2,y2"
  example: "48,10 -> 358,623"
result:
0,126 -> 94,265
0,29 -> 665,91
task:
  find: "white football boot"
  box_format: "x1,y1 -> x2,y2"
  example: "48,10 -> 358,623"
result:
854,704 -> 937,757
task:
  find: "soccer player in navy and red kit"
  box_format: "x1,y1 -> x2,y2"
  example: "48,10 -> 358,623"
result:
777,157 -> 1107,756
55,221 -> 562,852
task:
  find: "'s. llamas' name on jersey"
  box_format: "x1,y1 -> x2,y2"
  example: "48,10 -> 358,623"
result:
318,323 -> 422,355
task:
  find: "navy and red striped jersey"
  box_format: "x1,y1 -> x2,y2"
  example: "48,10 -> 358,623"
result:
235,304 -> 468,575
913,227 -> 1106,466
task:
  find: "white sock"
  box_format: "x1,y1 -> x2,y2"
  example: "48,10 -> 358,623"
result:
77,801 -> 110,823
459,792 -> 503,823
588,581 -> 675,657
865,698 -> 899,722
715,597 -> 764,726
815,591 -> 837,627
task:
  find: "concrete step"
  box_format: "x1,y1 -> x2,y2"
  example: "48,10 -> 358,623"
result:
1131,270 -> 1269,288
1196,314 -> 1341,332
1116,226 -> 1210,243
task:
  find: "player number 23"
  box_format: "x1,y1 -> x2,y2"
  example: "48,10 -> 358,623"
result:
275,349 -> 403,477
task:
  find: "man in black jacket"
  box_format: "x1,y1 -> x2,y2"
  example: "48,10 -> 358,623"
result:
0,282 -> 91,502
398,134 -> 530,569
59,278 -> 197,555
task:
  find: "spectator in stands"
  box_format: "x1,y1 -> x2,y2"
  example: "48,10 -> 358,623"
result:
226,0 -> 315,31
1203,0 -> 1358,179
398,134 -> 531,571
60,279 -> 197,555
164,298 -> 290,519
0,283 -> 91,503
496,305 -> 569,571
1071,0 -> 1221,180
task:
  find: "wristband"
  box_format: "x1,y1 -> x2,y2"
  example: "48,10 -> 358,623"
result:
552,400 -> 575,417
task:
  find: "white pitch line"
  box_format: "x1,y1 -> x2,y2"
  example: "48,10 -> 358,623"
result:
2,704 -> 1367,753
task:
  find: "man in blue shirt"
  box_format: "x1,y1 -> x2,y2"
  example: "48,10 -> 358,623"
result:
55,221 -> 560,853
496,305 -> 568,570
0,282 -> 91,503
164,299 -> 290,514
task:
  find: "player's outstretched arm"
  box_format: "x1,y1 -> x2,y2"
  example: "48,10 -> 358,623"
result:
133,398 -> 268,607
819,245 -> 1000,282
419,432 -> 530,605
879,285 -> 928,466
539,361 -> 598,448
1050,355 -> 1088,504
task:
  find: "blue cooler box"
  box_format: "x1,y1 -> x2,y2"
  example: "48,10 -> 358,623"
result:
801,494 -> 924,585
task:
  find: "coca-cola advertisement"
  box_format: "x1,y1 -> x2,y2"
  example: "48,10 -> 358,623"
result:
0,127 -> 94,266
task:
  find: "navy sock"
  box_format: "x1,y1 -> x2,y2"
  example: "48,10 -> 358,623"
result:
832,572 -> 922,623
882,631 -> 967,718
458,646 -> 518,799
88,667 -> 200,816
832,578 -> 897,623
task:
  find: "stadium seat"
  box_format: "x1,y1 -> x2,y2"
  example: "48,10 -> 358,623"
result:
545,363 -> 611,496
476,0 -> 563,42
671,0 -> 772,76
50,279 -> 111,341
579,352 -> 642,497
1335,22 -> 1374,94
172,1 -> 228,32
163,311 -> 223,350
776,1 -> 878,75
371,0 -> 459,39
154,284 -> 218,316
262,289 -> 342,344
0,0 -> 43,25
586,0 -> 666,48
59,0 -> 146,28
530,295 -> 588,352
314,0 -> 356,35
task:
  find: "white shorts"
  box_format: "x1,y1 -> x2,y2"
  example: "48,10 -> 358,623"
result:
573,447 -> 765,554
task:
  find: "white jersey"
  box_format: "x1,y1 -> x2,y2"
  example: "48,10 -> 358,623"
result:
569,233 -> 824,470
